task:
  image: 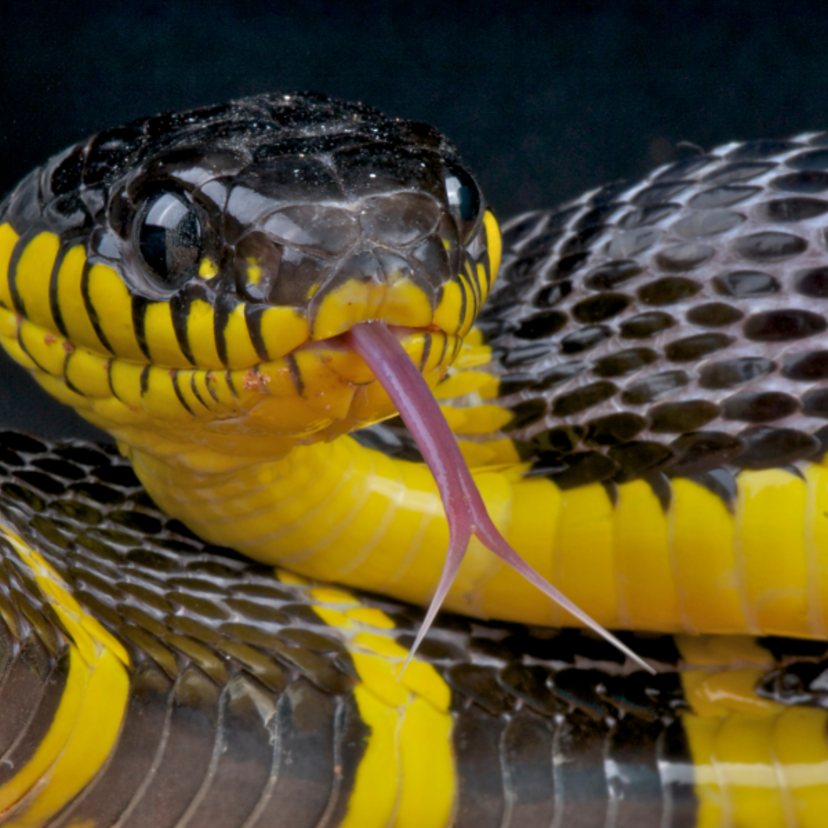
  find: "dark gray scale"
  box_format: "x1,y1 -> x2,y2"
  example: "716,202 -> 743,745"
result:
608,442 -> 675,482
593,347 -> 658,377
552,382 -> 618,417
739,427 -> 820,467
672,209 -> 745,239
771,171 -> 828,193
732,231 -> 809,261
484,132 -> 828,484
572,293 -> 631,323
714,270 -> 780,296
701,161 -> 777,185
620,311 -> 676,338
559,325 -> 613,354
803,389 -> 828,418
0,433 -> 720,827
638,277 -> 701,306
618,204 -> 681,230
649,401 -> 719,433
664,332 -> 733,361
546,452 -> 620,489
584,413 -> 647,446
687,468 -> 739,510
688,185 -> 762,208
686,302 -> 744,326
759,197 -> 828,222
512,312 -> 567,339
622,371 -> 690,404
501,343 -> 555,367
744,309 -> 827,341
722,391 -> 800,422
795,266 -> 828,297
654,241 -> 715,272
534,280 -> 573,308
584,259 -> 643,290
783,351 -> 828,381
699,357 -> 776,389
724,139 -> 805,161
785,148 -> 828,170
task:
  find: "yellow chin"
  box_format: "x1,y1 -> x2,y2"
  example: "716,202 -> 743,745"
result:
0,302 -> 458,465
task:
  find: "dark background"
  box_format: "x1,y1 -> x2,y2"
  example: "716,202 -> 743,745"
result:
2,0 -> 827,440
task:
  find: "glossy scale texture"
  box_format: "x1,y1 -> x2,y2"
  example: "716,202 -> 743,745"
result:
2,431 -> 828,828
3,94 -> 828,825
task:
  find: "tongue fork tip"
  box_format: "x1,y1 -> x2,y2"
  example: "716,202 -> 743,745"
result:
346,321 -> 655,677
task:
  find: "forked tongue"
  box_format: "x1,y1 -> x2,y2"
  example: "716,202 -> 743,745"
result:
346,321 -> 654,675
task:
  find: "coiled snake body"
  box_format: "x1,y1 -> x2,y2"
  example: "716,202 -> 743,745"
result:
0,94 -> 827,826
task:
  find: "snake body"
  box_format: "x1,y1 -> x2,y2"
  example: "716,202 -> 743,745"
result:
1,94 -> 828,825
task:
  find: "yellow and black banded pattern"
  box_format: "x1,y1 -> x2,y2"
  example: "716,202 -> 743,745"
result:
352,136 -> 828,635
3,93 -> 828,827
2,432 -> 828,828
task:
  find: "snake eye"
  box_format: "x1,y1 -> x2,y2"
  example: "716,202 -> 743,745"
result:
135,190 -> 203,288
444,159 -> 482,243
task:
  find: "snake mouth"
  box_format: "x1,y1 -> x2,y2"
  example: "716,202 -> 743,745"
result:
245,272 -> 464,428
266,319 -> 460,435
296,321 -> 449,358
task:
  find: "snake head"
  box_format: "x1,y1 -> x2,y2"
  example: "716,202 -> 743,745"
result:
0,93 -> 500,457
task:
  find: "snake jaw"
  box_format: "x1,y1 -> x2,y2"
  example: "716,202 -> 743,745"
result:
345,320 -> 655,675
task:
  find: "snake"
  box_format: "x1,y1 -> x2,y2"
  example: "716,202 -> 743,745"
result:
0,92 -> 827,827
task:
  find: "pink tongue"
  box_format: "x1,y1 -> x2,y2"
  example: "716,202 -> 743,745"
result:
346,321 -> 652,674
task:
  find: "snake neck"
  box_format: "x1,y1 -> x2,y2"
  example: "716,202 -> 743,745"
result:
124,435 -> 530,618
126,436 -> 449,593
124,433 -> 828,641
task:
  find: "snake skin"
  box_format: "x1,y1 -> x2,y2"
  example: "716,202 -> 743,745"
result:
4,95 -> 828,825
469,138 -> 828,490
0,430 -> 742,827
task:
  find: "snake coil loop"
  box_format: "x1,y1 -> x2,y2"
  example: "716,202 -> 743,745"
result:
0,94 -> 828,826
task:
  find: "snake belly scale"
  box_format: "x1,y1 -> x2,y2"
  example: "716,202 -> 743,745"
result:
0,93 -> 827,826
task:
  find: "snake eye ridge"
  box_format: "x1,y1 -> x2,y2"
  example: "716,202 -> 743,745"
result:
444,158 -> 482,243
135,190 -> 203,288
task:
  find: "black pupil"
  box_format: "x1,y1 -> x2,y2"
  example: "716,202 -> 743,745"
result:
444,161 -> 481,243
138,192 -> 201,284
446,174 -> 475,222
